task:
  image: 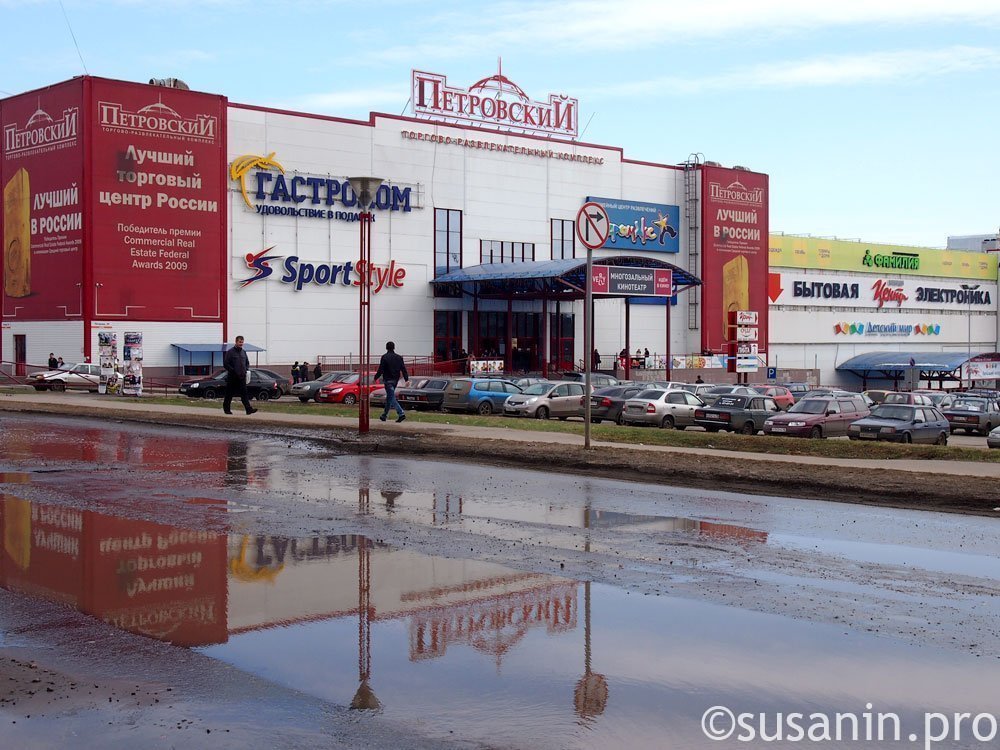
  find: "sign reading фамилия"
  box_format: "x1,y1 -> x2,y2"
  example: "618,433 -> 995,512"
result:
586,197 -> 680,252
229,153 -> 415,222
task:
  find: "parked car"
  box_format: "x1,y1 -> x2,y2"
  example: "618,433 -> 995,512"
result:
559,371 -> 619,388
848,404 -> 949,444
987,424 -> 1000,449
510,376 -> 549,389
393,377 -> 452,411
29,362 -> 101,392
862,389 -> 893,405
443,378 -> 523,415
785,382 -> 811,402
882,392 -> 934,406
913,391 -> 957,410
503,381 -> 587,420
677,382 -> 720,398
178,369 -> 282,400
750,385 -> 795,410
763,395 -> 870,439
290,371 -> 351,402
694,394 -> 781,434
315,373 -> 380,405
579,384 -> 647,425
943,397 -> 1000,435
699,385 -> 757,405
621,388 -> 706,429
254,368 -> 292,396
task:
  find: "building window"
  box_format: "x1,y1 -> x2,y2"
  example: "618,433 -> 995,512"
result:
433,310 -> 463,364
480,240 -> 535,263
434,208 -> 462,277
550,219 -> 575,259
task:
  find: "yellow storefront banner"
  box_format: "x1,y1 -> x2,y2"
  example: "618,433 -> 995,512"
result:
769,234 -> 998,280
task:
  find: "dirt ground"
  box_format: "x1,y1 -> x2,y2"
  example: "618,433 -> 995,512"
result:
1,400 -> 997,516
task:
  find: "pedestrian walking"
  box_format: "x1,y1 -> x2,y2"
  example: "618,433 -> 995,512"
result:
223,336 -> 257,415
375,341 -> 409,423
48,353 -> 58,369
592,348 -> 601,370
291,361 -> 300,384
299,361 -> 310,383
313,362 -> 322,380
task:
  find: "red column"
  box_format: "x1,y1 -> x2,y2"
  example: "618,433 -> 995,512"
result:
624,299 -> 631,380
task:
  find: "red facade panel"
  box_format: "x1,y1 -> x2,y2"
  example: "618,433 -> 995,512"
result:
1,79 -> 85,321
88,78 -> 226,322
700,165 -> 770,354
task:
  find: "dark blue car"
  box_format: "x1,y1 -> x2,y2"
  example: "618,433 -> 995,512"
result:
847,404 -> 949,445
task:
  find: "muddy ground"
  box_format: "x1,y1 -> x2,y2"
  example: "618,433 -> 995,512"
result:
1,399 -> 997,515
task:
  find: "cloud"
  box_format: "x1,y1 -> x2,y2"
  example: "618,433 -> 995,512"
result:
366,0 -> 1000,62
580,46 -> 1000,97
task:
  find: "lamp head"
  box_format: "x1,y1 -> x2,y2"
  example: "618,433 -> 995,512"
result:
347,176 -> 384,210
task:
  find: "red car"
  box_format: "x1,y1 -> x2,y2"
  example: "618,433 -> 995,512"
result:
315,373 -> 380,405
751,385 -> 795,410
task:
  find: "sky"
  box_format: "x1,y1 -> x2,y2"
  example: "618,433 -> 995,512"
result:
2,0 -> 999,248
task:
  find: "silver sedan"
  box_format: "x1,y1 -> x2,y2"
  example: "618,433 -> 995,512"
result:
621,388 -> 705,429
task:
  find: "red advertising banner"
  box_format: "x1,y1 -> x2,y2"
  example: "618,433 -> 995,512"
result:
1,79 -> 84,320
89,79 -> 226,321
700,165 -> 769,353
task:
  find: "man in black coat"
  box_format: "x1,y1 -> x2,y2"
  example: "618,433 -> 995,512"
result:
374,341 -> 409,423
48,353 -> 58,369
299,361 -> 310,383
223,336 -> 257,415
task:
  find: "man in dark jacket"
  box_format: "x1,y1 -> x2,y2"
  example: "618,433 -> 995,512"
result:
48,353 -> 58,369
299,361 -> 310,383
291,361 -> 300,385
374,341 -> 409,423
313,362 -> 322,380
223,336 -> 257,415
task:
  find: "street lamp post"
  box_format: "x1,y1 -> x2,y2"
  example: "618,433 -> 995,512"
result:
348,177 -> 384,435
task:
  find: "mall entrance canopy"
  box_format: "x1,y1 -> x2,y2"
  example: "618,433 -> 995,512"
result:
835,350 -> 989,390
430,256 -> 702,377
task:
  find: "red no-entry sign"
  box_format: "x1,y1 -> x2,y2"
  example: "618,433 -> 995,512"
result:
575,201 -> 610,250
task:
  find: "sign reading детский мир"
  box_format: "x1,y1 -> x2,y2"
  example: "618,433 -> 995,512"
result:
586,197 -> 680,252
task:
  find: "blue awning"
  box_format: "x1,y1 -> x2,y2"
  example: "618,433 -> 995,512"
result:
836,351 -> 984,374
430,255 -> 700,299
172,343 -> 265,353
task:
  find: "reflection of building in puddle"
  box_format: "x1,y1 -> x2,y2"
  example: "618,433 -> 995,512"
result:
1,426 -> 235,474
0,495 -> 229,645
407,578 -> 577,664
227,534 -> 576,659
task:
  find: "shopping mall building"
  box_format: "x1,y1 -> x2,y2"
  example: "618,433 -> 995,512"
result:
1,69 -> 997,387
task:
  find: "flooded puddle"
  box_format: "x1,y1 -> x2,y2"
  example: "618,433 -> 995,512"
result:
1,493 -> 998,748
2,416 -> 1000,747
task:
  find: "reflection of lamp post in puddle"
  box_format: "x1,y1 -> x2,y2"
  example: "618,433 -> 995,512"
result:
574,495 -> 608,720
351,478 -> 379,710
350,531 -> 380,710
